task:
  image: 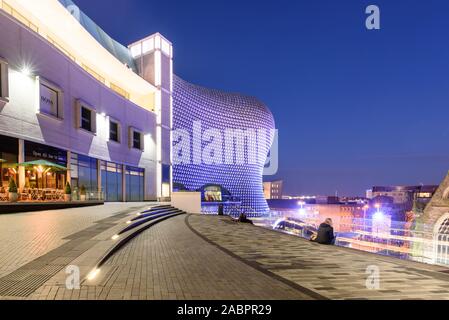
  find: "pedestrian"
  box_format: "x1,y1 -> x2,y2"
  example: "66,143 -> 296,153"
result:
234,213 -> 253,225
312,218 -> 336,245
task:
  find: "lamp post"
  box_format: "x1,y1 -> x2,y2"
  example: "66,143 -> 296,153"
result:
363,205 -> 369,234
373,203 -> 382,236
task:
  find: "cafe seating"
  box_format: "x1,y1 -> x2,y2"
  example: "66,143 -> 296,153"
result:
13,188 -> 66,202
0,188 -> 8,202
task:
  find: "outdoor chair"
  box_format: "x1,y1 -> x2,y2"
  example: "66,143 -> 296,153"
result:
0,192 -> 7,201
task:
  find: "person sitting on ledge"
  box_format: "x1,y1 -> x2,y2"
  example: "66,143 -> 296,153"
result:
311,218 -> 335,245
233,213 -> 253,225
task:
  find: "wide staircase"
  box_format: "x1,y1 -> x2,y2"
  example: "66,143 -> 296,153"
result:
90,204 -> 186,275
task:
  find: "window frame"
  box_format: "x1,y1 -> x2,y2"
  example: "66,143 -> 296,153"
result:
108,118 -> 121,143
75,100 -> 97,134
37,77 -> 64,120
0,57 -> 9,104
128,127 -> 144,151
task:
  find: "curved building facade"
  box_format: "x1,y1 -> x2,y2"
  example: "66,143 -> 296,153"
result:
173,76 -> 275,215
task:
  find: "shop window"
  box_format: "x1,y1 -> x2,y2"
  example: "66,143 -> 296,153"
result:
70,153 -> 98,193
126,166 -> 144,201
76,100 -> 96,133
101,161 -> 123,202
0,58 -> 9,103
38,78 -> 63,119
109,119 -> 120,143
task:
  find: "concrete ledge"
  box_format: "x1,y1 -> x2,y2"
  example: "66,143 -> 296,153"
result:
0,201 -> 105,214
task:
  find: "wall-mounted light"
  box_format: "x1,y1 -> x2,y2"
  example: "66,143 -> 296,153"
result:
20,64 -> 33,77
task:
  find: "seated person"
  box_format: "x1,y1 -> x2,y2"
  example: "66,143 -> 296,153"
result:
233,213 -> 253,225
311,218 -> 335,245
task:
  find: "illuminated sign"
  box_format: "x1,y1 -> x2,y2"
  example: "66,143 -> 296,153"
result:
40,83 -> 58,117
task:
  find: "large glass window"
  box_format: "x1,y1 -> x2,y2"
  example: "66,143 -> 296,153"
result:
24,141 -> 67,190
70,153 -> 98,193
0,135 -> 18,189
126,166 -> 144,202
161,164 -> 171,198
101,161 -> 123,202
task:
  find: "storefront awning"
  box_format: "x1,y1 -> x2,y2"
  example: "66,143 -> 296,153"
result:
18,160 -> 68,171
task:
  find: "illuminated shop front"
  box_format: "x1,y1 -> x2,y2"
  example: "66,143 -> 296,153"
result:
0,1 -> 173,201
24,141 -> 67,190
0,135 -> 18,189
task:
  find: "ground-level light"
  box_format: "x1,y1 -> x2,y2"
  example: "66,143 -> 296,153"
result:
87,268 -> 100,281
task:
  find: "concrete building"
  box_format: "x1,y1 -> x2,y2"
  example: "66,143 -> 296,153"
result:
0,0 -> 275,211
263,180 -> 283,200
367,185 -> 438,205
0,0 -> 172,201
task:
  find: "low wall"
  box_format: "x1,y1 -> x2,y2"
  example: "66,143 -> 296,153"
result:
171,192 -> 201,214
0,201 -> 104,214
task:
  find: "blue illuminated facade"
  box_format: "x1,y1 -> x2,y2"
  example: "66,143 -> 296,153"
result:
172,76 -> 275,215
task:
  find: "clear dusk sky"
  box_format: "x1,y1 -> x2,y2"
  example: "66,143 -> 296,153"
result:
74,0 -> 449,196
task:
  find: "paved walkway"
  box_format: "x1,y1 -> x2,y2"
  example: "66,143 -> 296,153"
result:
2,212 -> 449,300
188,215 -> 449,300
0,203 -> 148,278
29,214 -> 313,300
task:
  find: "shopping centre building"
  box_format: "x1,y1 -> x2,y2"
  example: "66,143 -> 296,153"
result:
0,0 -> 172,201
0,0 -> 275,213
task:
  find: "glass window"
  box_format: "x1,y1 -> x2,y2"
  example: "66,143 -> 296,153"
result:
110,120 -> 119,142
70,153 -> 98,193
133,131 -> 142,150
101,161 -> 123,202
162,164 -> 171,183
0,135 -> 18,189
0,61 -> 8,100
24,141 -> 67,190
81,107 -> 92,132
126,166 -> 144,202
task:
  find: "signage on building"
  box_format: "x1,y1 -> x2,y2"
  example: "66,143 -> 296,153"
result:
25,141 -> 67,165
40,83 -> 58,116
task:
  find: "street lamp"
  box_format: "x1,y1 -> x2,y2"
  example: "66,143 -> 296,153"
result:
373,204 -> 384,236
363,205 -> 369,233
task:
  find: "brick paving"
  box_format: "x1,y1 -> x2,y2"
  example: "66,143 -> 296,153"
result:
0,203 -> 147,278
29,214 -> 313,300
2,211 -> 449,300
187,215 -> 449,300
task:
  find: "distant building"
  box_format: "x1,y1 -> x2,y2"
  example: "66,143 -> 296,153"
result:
364,185 -> 438,222
263,180 -> 283,200
316,196 -> 340,204
367,185 -> 438,205
267,199 -> 365,232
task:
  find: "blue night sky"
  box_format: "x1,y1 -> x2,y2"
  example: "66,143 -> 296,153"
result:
74,0 -> 449,196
